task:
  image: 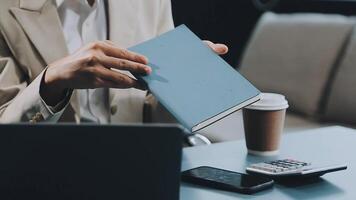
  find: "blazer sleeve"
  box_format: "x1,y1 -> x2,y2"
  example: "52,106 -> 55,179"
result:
157,0 -> 175,35
0,31 -> 67,123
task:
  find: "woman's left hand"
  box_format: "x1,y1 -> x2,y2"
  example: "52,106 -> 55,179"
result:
203,40 -> 229,55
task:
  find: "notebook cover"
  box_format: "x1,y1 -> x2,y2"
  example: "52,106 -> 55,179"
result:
129,25 -> 260,132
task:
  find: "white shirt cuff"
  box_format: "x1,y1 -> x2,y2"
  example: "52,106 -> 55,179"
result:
40,89 -> 72,114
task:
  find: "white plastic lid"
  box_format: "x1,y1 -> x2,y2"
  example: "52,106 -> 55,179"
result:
245,93 -> 289,111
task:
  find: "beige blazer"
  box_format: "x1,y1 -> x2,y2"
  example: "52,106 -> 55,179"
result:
0,0 -> 176,124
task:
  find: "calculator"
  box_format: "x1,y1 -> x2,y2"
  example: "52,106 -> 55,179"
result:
246,159 -> 347,179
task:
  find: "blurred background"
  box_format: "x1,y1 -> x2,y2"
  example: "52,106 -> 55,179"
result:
172,0 -> 356,67
178,0 -> 356,142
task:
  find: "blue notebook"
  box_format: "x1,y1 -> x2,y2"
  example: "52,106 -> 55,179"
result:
130,25 -> 261,132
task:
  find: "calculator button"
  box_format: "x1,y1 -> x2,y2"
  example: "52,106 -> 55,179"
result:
247,158 -> 313,176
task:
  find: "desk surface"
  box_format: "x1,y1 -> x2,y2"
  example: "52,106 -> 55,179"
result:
181,126 -> 356,200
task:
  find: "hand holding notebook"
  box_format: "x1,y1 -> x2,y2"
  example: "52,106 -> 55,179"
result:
130,25 -> 261,132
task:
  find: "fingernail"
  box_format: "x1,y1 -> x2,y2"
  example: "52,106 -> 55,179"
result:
145,67 -> 152,74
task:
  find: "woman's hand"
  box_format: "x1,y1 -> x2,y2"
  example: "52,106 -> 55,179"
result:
203,40 -> 229,55
41,41 -> 151,105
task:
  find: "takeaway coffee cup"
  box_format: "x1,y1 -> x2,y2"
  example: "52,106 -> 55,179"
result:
243,93 -> 289,156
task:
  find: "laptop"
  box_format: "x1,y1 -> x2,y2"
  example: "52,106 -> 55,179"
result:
0,124 -> 184,200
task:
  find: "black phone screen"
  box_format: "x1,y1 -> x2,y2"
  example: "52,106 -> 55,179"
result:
181,166 -> 273,194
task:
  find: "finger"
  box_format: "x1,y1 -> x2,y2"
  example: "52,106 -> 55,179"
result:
98,42 -> 149,64
104,40 -> 115,46
95,77 -> 143,89
92,66 -> 146,90
203,40 -> 214,47
214,43 -> 229,55
203,40 -> 229,55
132,81 -> 147,90
99,55 -> 151,74
93,77 -> 117,88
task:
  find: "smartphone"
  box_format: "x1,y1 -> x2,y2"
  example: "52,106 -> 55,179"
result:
181,166 -> 274,194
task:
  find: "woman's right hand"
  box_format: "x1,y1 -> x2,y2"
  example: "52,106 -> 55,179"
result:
40,41 -> 151,106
